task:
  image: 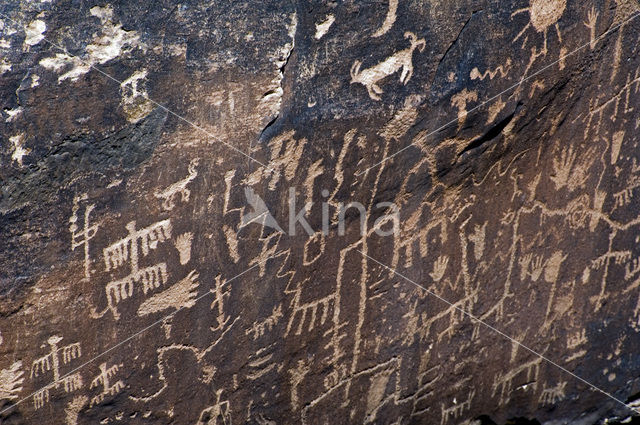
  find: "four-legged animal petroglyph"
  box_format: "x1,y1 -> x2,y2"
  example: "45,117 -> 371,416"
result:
351,32 -> 425,100
154,159 -> 199,211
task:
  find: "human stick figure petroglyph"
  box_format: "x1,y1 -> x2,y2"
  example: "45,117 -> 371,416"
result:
89,362 -> 125,407
351,32 -> 426,101
30,335 -> 83,410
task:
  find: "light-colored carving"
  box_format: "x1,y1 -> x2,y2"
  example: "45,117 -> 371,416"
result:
103,220 -> 172,272
174,232 -> 194,265
285,279 -> 336,336
210,275 -> 231,331
137,270 -> 200,317
468,223 -> 487,260
611,130 -> 625,164
89,362 -> 125,407
69,194 -> 100,280
429,256 -> 449,282
492,358 -> 541,405
539,381 -> 567,406
223,224 -> 240,263
441,390 -> 475,425
350,32 -> 426,100
31,335 -> 83,410
65,396 -> 88,425
372,0 -> 398,38
246,304 -> 283,340
196,389 -> 231,425
102,262 -> 169,319
584,7 -> 599,50
97,219 -> 173,319
154,159 -> 199,211
451,89 -> 478,128
470,59 -> 512,81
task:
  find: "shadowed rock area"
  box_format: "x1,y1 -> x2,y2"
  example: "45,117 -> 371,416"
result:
1,0 -> 640,424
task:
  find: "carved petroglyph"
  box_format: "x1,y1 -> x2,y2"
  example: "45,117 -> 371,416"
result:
492,358 -> 541,405
89,362 -> 125,407
470,59 -> 512,81
372,0 -> 399,38
137,270 -> 200,317
244,130 -> 306,191
65,396 -> 88,425
550,145 -> 596,191
584,7 -> 599,50
31,336 -> 83,410
0,361 -> 24,401
285,279 -> 335,336
246,304 -> 283,340
174,232 -> 194,265
441,390 -> 475,425
97,219 -> 172,319
210,275 -> 231,331
451,89 -> 478,128
351,32 -> 425,100
196,389 -> 231,425
103,220 -> 172,272
154,159 -> 199,211
429,256 -> 449,282
539,381 -> 567,406
69,193 -> 100,280
120,69 -> 153,123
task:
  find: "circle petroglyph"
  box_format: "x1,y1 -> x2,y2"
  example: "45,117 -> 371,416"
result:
529,0 -> 567,32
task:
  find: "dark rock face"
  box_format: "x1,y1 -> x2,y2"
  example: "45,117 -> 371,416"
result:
1,0 -> 640,424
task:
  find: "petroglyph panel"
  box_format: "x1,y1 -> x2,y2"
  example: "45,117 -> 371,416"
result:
1,0 -> 640,424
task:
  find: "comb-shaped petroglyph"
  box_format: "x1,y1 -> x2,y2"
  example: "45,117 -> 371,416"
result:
246,304 -> 283,340
351,32 -> 425,100
96,219 -> 173,319
440,390 -> 475,425
492,358 -> 542,405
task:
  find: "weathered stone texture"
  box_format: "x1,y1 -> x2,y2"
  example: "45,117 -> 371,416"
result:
1,0 -> 640,424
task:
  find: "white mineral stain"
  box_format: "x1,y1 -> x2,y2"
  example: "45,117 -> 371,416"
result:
24,19 -> 46,47
314,14 -> 334,40
9,133 -> 30,166
38,5 -> 141,82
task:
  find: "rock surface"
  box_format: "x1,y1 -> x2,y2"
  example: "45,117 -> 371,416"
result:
1,0 -> 640,424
